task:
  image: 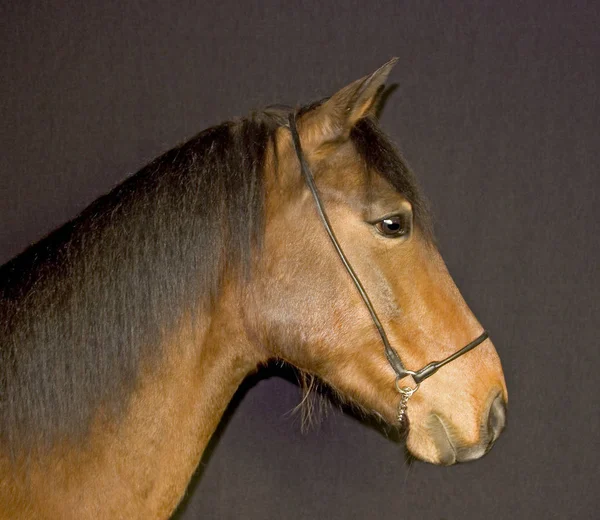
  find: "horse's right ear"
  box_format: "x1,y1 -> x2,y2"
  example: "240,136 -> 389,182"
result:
297,58 -> 398,150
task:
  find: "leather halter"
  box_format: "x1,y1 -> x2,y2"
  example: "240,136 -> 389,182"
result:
287,113 -> 489,423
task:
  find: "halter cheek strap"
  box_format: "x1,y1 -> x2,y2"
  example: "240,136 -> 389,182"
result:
287,112 -> 489,424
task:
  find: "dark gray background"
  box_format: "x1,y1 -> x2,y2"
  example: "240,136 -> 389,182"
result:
1,1 -> 598,518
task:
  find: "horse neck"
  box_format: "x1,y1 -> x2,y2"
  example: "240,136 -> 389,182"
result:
166,291 -> 267,452
1,286 -> 268,519
119,286 -> 268,489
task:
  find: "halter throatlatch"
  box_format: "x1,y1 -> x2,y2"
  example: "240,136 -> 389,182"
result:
287,113 -> 489,425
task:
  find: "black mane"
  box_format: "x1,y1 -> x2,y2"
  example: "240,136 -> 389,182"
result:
0,107 -> 430,453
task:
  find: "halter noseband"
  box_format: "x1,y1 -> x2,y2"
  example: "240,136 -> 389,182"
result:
287,113 -> 489,425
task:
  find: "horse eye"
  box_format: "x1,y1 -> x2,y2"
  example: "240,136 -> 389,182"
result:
375,215 -> 410,237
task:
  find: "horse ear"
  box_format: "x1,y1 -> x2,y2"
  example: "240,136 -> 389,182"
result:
299,58 -> 398,148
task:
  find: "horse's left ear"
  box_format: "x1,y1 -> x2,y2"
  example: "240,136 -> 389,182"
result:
299,58 -> 398,148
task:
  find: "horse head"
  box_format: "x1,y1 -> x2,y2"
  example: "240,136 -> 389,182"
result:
247,60 -> 507,465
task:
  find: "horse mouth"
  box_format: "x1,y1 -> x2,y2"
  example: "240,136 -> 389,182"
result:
429,414 -> 459,465
425,398 -> 506,465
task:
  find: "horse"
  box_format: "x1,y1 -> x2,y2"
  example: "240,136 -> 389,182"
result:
0,59 -> 507,519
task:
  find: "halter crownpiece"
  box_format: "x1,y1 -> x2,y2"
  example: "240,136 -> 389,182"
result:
287,113 -> 489,426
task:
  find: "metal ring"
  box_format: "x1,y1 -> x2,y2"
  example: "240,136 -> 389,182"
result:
395,377 -> 420,396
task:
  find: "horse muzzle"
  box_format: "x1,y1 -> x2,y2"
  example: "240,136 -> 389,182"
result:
426,392 -> 507,465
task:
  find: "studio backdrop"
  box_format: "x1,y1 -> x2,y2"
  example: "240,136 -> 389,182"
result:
1,1 -> 598,519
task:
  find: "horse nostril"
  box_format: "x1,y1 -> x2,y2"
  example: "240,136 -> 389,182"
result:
487,393 -> 507,444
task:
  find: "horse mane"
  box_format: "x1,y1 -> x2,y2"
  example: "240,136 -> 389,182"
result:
0,106 -> 430,454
